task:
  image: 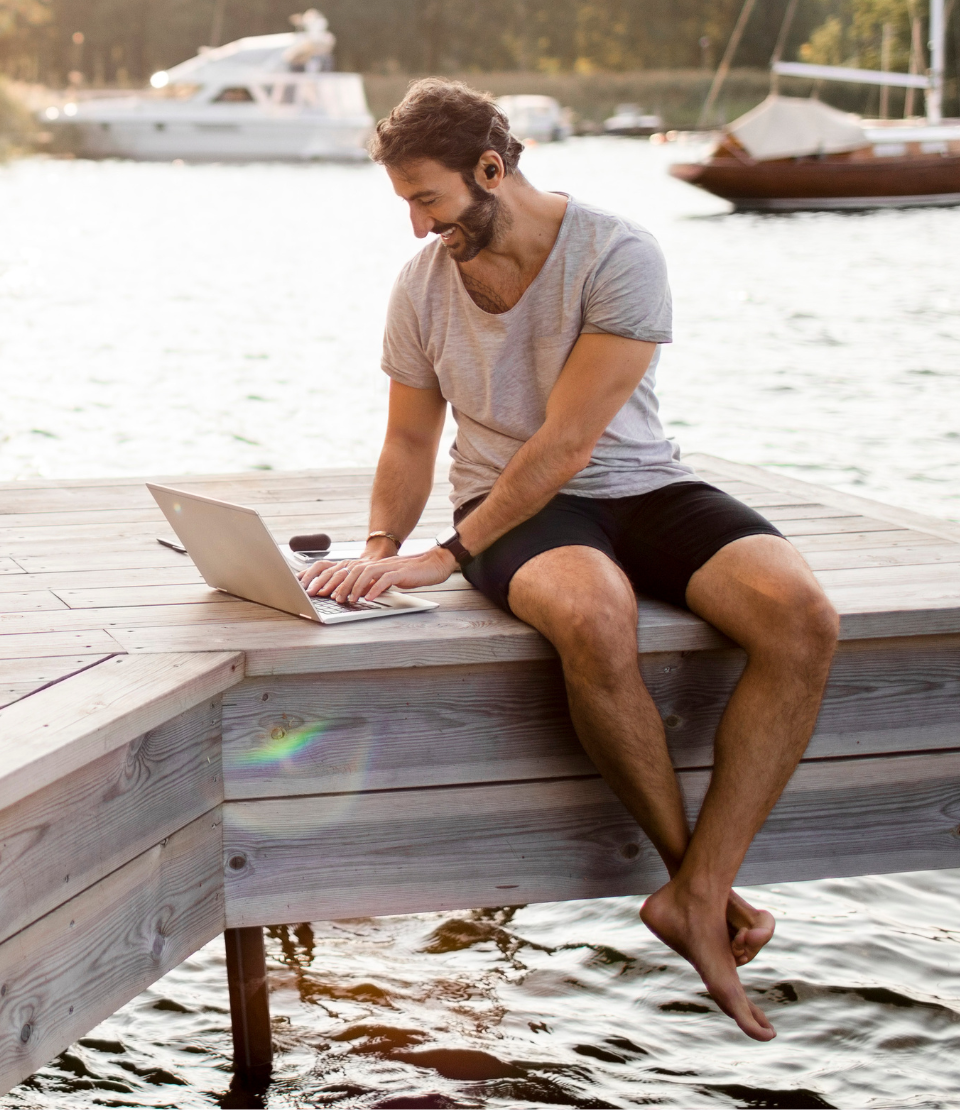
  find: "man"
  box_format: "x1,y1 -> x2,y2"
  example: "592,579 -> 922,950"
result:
301,78 -> 839,1042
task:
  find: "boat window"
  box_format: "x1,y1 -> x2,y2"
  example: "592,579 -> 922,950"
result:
280,84 -> 297,104
261,84 -> 274,98
874,142 -> 907,157
213,87 -> 255,103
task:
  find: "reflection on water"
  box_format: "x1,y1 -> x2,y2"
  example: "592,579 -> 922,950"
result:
1,141 -> 959,1108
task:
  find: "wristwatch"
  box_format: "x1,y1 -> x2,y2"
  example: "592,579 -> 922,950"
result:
435,525 -> 473,567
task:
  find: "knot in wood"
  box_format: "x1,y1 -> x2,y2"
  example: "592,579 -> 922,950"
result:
270,727 -> 286,740
620,842 -> 640,860
228,853 -> 248,872
19,1023 -> 32,1044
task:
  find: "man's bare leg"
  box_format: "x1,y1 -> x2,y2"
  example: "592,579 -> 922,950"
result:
506,549 -> 776,977
640,534 -> 838,1040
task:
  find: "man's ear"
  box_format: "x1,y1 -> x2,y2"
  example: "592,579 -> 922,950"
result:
476,151 -> 505,188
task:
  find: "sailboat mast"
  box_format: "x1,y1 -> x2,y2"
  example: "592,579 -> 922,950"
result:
928,0 -> 944,124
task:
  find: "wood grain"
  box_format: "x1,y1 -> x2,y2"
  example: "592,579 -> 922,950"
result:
0,652 -> 242,811
0,565 -> 205,597
220,635 -> 960,799
221,661 -> 588,799
221,749 -> 960,926
688,453 -> 960,546
0,698 -> 222,945
0,593 -> 66,614
0,654 -> 113,710
0,629 -> 124,662
0,811 -> 224,1095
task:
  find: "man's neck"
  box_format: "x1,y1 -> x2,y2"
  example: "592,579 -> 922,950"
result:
457,181 -> 568,313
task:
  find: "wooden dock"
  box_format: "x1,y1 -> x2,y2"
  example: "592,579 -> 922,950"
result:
1,454 -> 959,1092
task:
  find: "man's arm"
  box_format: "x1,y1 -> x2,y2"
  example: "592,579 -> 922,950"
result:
364,380 -> 447,558
299,379 -> 445,587
320,332 -> 657,602
456,332 -> 657,558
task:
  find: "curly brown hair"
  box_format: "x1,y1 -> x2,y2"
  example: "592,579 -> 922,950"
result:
369,77 -> 524,178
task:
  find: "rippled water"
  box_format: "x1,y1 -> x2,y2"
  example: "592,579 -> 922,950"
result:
2,139 -> 959,1109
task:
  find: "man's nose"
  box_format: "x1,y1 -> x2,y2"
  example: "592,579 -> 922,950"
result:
409,208 -> 434,239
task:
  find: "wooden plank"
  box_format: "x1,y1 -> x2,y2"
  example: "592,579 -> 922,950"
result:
109,601 -> 727,674
775,516 -> 909,538
0,655 -> 113,710
0,698 -> 222,945
221,661 -> 588,799
220,635 -> 960,799
789,529 -> 941,552
221,750 -> 960,926
0,599 -> 289,636
0,475 -> 380,516
0,652 -> 242,811
828,581 -> 960,609
688,453 -> 960,546
0,565 -> 206,596
817,561 -> 960,588
0,494 -> 451,537
836,606 -> 960,639
651,636 -> 960,766
0,592 -> 67,614
801,542 -> 960,573
51,583 -> 495,613
0,630 -> 124,662
0,811 -> 224,1095
0,560 -> 24,577
110,612 -> 557,675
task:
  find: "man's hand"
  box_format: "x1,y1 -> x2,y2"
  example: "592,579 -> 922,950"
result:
299,544 -> 457,604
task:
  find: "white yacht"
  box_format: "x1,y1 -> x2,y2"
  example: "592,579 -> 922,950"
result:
494,95 -> 572,143
41,10 -> 373,161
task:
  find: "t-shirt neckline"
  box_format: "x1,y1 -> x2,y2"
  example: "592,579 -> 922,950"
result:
452,192 -> 573,320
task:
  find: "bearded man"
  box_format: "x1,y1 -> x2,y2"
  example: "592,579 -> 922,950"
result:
300,78 -> 839,1041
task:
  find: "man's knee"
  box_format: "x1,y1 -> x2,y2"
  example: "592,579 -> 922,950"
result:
511,575 -> 638,675
754,578 -> 839,672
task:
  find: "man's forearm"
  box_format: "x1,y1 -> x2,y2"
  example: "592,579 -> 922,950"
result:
457,426 -> 589,558
366,435 -> 437,552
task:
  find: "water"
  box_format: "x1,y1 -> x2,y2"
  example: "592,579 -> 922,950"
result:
1,139 -> 959,1109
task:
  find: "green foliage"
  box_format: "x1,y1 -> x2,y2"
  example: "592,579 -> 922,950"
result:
0,0 -> 825,86
800,0 -> 914,71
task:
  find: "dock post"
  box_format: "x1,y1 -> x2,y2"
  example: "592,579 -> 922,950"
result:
224,927 -> 273,1081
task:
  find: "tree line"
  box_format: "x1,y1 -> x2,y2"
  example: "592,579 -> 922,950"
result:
0,0 -> 954,91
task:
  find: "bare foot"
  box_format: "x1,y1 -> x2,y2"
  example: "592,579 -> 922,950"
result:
726,891 -> 775,967
641,880 -> 776,1042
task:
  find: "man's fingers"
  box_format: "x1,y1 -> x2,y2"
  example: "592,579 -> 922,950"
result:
364,571 -> 401,601
306,562 -> 352,596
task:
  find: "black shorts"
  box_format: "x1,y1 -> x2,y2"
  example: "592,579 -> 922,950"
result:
455,481 -> 784,614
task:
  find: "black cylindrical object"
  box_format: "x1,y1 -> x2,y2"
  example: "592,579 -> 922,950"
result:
288,533 -> 331,553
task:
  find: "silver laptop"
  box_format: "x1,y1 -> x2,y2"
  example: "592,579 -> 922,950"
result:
147,483 -> 439,625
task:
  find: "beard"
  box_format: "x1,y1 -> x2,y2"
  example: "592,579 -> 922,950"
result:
433,179 -> 509,263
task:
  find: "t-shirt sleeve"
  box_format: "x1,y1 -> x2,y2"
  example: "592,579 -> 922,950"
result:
580,231 -> 673,344
381,276 -> 439,389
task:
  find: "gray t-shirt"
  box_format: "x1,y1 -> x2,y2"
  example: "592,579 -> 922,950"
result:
381,195 -> 693,509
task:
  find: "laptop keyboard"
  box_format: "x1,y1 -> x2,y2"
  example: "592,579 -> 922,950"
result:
310,595 -> 386,615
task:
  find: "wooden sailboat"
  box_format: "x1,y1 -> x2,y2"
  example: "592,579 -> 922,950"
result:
670,0 -> 960,211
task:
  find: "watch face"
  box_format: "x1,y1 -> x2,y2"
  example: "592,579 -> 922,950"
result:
436,525 -> 458,546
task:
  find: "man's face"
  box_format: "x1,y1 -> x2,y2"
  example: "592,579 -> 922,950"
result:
387,159 -> 503,263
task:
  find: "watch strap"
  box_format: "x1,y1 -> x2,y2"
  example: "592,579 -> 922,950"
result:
437,528 -> 472,567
